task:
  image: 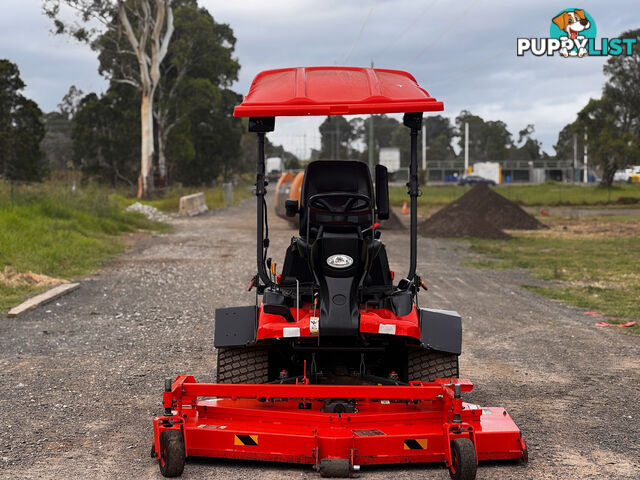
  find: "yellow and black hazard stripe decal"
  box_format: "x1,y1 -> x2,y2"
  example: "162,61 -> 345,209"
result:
404,438 -> 428,450
234,434 -> 258,446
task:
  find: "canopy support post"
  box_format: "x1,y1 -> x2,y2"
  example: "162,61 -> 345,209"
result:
403,112 -> 422,282
249,117 -> 276,289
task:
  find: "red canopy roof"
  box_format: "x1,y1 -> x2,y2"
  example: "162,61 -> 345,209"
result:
233,67 -> 443,117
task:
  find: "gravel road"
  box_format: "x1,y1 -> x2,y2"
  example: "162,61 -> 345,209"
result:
1,199 -> 638,479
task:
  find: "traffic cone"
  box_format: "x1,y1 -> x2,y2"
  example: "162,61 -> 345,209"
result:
401,202 -> 408,215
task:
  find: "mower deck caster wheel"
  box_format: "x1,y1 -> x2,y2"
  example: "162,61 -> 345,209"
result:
158,430 -> 185,478
448,438 -> 477,480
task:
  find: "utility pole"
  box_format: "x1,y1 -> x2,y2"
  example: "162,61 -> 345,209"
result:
583,131 -> 588,183
421,123 -> 426,171
464,122 -> 469,174
303,133 -> 307,161
368,61 -> 375,173
573,133 -> 577,183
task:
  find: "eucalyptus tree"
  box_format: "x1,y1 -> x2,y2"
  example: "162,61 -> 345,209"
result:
43,0 -> 176,197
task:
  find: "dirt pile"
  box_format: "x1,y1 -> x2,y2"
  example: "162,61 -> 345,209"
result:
419,183 -> 546,239
379,209 -> 405,230
0,266 -> 67,288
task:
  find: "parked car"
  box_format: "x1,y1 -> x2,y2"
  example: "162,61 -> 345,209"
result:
457,175 -> 496,186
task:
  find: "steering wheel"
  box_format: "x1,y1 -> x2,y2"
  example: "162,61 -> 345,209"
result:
308,192 -> 372,214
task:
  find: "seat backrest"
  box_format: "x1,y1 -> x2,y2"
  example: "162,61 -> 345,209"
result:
299,160 -> 374,236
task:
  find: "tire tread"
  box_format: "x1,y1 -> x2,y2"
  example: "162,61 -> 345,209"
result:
216,346 -> 269,383
407,349 -> 459,382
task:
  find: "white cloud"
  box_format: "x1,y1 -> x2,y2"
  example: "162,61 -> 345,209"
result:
1,0 -> 636,157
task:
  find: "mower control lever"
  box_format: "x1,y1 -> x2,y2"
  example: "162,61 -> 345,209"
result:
362,222 -> 380,233
415,275 -> 428,291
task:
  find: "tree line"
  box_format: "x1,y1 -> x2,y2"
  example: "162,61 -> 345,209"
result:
315,29 -> 640,187
555,29 -> 640,186
41,0 -> 249,195
315,111 -> 548,167
1,3 -> 638,189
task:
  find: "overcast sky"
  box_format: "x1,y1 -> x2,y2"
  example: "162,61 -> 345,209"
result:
1,0 -> 637,159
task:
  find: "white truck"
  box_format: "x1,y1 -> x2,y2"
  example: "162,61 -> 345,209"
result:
265,157 -> 284,181
471,162 -> 501,184
614,166 -> 640,183
379,148 -> 401,173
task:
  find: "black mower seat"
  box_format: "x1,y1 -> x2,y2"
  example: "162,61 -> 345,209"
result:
299,160 -> 374,236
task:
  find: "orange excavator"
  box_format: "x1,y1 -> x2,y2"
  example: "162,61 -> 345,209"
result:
274,170 -> 304,221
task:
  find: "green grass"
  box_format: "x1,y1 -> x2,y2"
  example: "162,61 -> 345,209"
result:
389,183 -> 640,210
113,184 -> 253,213
465,219 -> 640,333
0,181 -> 167,314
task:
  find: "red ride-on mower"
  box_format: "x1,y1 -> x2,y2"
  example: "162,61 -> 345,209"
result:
152,67 -> 527,479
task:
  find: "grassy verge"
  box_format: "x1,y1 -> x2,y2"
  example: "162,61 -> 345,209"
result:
390,183 -> 640,211
0,181 -> 168,314
113,184 -> 253,213
465,215 -> 640,334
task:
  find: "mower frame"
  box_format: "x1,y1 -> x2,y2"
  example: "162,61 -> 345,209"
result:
152,67 -> 526,478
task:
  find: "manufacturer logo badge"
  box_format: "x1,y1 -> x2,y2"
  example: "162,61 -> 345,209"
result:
326,254 -> 353,268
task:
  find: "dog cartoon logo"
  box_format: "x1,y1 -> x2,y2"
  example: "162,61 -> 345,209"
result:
518,9 -> 635,58
550,8 -> 596,57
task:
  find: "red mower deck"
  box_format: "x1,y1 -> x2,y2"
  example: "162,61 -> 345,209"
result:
152,66 -> 526,479
152,376 -> 526,477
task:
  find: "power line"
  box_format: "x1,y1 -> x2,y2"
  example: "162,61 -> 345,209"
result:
343,4 -> 375,64
374,0 -> 440,60
406,0 -> 478,67
427,49 -> 508,87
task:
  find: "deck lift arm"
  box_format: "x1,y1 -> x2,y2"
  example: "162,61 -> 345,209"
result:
152,67 -> 527,479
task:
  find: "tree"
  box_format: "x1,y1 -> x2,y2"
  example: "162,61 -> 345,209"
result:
577,97 -> 639,186
554,123 -> 582,161
423,115 -> 455,146
41,111 -> 73,170
0,59 -> 46,181
92,0 -> 240,184
354,114 -> 400,150
41,86 -> 84,171
602,29 -> 640,136
44,0 -> 176,198
425,134 -> 456,160
176,88 -> 242,184
318,116 -> 356,160
155,1 -> 239,182
58,85 -> 84,120
512,124 -> 543,160
72,86 -> 141,186
455,110 -> 513,162
555,28 -> 640,185
266,141 -> 301,171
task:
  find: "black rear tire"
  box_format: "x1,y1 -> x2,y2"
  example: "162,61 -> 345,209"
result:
449,438 -> 477,480
216,345 -> 269,383
158,430 -> 185,478
407,349 -> 459,382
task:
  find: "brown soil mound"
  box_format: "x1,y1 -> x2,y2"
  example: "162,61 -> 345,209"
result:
419,183 -> 546,239
419,209 -> 511,239
379,209 -> 405,230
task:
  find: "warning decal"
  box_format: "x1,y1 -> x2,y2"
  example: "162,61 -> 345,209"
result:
403,438 -> 428,450
234,434 -> 258,446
